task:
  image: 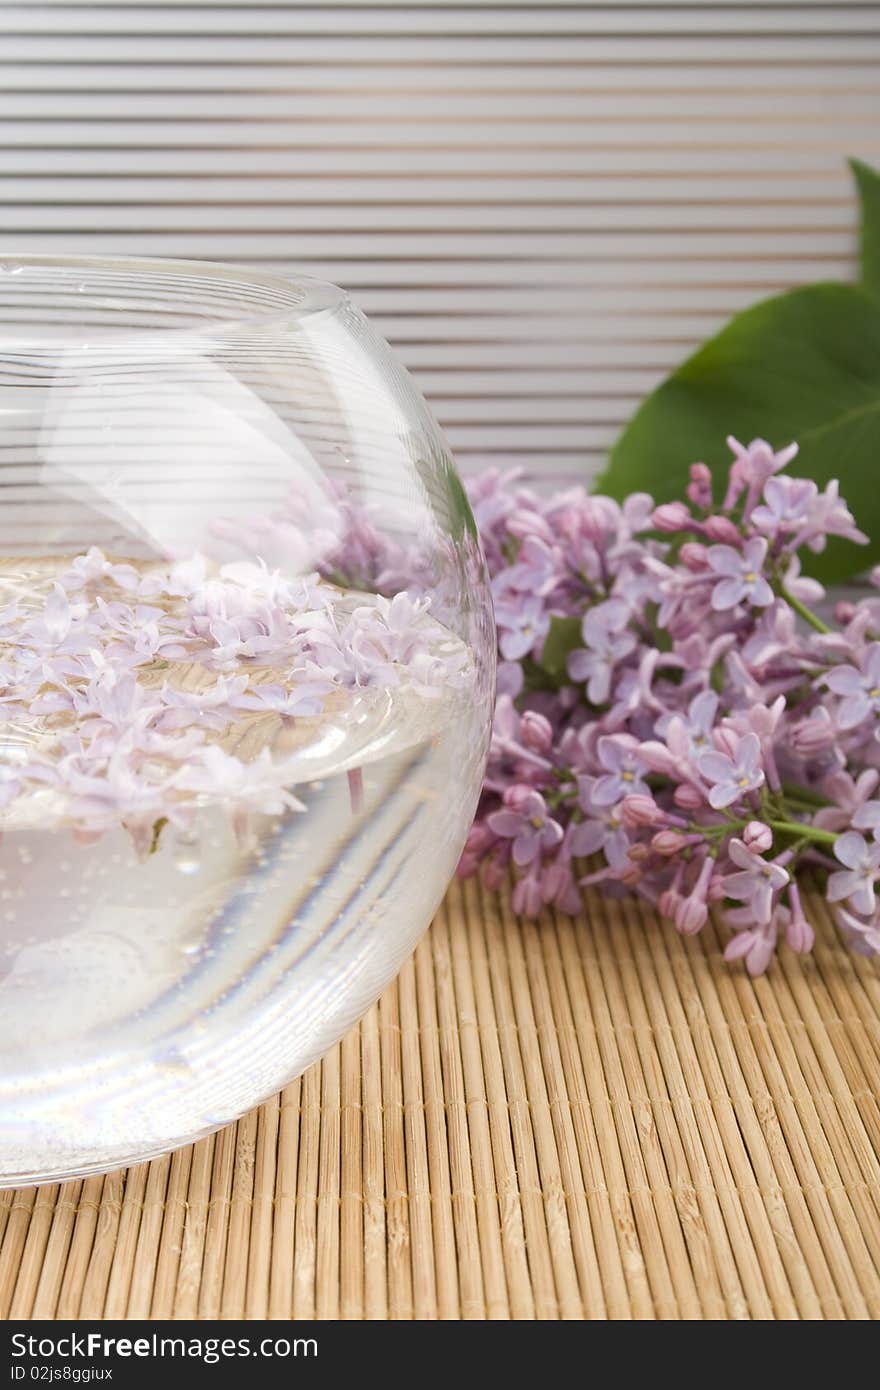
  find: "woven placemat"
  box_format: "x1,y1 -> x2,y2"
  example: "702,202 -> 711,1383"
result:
1,877 -> 879,1320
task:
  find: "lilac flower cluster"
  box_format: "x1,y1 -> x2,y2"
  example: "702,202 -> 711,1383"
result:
0,552 -> 468,851
460,436 -> 880,973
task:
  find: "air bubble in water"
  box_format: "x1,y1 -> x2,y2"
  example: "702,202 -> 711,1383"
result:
173,832 -> 202,875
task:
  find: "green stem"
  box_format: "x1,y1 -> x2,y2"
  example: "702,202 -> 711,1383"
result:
768,819 -> 837,845
775,582 -> 831,635
780,780 -> 833,809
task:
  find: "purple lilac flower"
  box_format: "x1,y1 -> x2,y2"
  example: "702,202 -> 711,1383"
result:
698,732 -> 765,809
835,907 -> 880,958
826,831 -> 880,916
503,536 -> 561,596
493,593 -> 550,662
487,791 -> 563,867
852,799 -> 880,838
798,480 -> 868,553
724,436 -> 799,509
566,598 -> 635,704
590,736 -> 649,806
570,782 -> 631,869
813,770 -> 879,833
721,839 -> 790,924
824,643 -> 880,729
723,911 -> 779,976
707,537 -> 774,611
750,476 -> 818,535
657,689 -> 718,760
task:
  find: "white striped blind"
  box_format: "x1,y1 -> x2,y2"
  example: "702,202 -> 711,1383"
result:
0,1 -> 878,483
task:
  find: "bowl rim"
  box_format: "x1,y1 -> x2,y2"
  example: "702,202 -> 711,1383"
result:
0,253 -> 347,341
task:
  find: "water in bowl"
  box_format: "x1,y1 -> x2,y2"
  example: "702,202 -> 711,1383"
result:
0,558 -> 485,1183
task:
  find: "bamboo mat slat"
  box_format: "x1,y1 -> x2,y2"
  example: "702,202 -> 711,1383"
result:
2,878 -> 880,1322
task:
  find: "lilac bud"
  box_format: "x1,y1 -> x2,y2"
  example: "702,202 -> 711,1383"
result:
675,897 -> 708,935
652,829 -> 689,855
520,710 -> 553,755
659,888 -> 682,920
707,874 -> 726,902
834,600 -> 856,625
786,883 -> 815,953
674,782 -> 704,810
483,849 -> 508,892
503,783 -> 534,812
512,871 -> 543,917
704,515 -> 742,545
638,740 -> 678,775
686,462 -> 713,508
679,541 -> 710,571
742,820 -> 773,853
620,793 -> 661,828
628,842 -> 650,862
786,910 -> 815,954
652,501 -> 693,533
790,712 -> 835,755
579,498 -> 615,543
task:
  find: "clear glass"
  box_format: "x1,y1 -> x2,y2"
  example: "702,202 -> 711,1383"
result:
0,255 -> 494,1185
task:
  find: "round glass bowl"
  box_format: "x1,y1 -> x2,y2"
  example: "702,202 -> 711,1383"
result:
0,256 -> 494,1185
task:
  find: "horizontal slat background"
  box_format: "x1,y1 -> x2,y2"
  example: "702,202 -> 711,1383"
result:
0,2 -> 878,482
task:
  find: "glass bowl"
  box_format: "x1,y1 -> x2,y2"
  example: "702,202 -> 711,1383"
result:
0,255 -> 494,1185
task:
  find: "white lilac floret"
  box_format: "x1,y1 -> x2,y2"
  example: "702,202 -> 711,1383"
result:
0,551 -> 471,852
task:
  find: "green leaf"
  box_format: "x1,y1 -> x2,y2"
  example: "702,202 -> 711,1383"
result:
538,615 -> 582,682
445,465 -> 479,542
851,158 -> 880,300
596,282 -> 880,583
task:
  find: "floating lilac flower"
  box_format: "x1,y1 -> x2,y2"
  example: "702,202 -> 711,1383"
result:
707,537 -> 773,611
230,679 -> 333,720
826,831 -> 880,916
72,670 -> 163,732
61,546 -> 140,593
0,765 -> 21,809
698,732 -> 765,809
156,676 -> 250,731
60,750 -> 184,843
487,790 -> 563,867
721,838 -> 789,925
175,745 -> 305,818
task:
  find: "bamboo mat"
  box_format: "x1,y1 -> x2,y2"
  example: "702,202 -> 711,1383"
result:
2,877 -> 880,1321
